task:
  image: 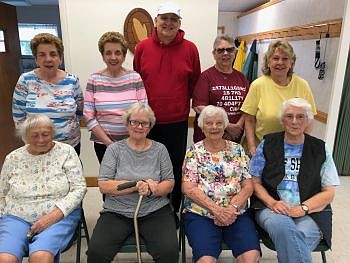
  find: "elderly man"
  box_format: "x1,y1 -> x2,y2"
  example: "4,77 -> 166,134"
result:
250,98 -> 340,263
133,1 -> 201,223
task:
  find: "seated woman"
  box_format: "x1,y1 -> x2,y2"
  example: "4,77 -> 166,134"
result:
250,98 -> 340,263
87,103 -> 178,263
0,115 -> 87,263
182,105 -> 261,263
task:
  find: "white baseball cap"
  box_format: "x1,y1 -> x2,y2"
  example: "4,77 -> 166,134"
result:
156,2 -> 182,18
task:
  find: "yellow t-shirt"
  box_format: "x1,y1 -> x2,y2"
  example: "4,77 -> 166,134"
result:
241,75 -> 317,145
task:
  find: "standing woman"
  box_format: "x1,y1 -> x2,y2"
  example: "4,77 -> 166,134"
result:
84,32 -> 147,163
192,35 -> 249,143
240,40 -> 316,156
12,33 -> 83,155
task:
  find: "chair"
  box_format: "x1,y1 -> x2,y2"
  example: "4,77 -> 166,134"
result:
68,207 -> 90,263
24,207 -> 90,263
256,224 -> 329,263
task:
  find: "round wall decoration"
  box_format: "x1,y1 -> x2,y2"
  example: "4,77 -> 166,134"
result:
124,8 -> 154,53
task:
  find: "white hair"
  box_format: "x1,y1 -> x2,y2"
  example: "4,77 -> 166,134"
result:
18,114 -> 56,143
197,105 -> 229,129
279,98 -> 314,123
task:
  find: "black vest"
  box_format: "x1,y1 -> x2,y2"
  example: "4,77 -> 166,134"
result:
250,132 -> 332,248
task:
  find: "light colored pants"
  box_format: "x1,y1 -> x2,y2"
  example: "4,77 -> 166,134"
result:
256,208 -> 321,263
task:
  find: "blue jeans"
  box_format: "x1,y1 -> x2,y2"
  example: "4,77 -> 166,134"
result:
256,208 -> 321,263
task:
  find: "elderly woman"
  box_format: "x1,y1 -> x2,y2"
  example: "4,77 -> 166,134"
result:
0,115 -> 87,263
250,98 -> 340,263
241,40 -> 317,156
12,33 -> 83,155
87,103 -> 178,263
84,31 -> 147,163
182,105 -> 260,263
192,35 -> 249,143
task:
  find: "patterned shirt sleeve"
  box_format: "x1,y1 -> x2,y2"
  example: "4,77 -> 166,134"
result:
182,145 -> 200,183
159,144 -> 174,181
134,73 -> 148,105
249,139 -> 266,177
55,146 -> 87,216
99,144 -> 119,180
320,144 -> 340,187
84,75 -> 98,130
73,77 -> 84,121
0,156 -> 11,217
12,74 -> 28,128
237,144 -> 252,180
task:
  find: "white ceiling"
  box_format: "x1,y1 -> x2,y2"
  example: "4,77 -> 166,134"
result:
219,0 -> 269,12
2,0 -> 269,12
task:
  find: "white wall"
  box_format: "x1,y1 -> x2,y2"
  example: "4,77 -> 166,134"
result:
59,0 -> 219,176
217,12 -> 239,37
235,0 -> 346,142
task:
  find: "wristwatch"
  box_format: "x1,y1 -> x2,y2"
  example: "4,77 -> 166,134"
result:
301,203 -> 309,215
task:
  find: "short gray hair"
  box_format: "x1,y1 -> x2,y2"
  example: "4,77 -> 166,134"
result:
197,105 -> 229,129
123,103 -> 156,128
279,98 -> 314,123
213,35 -> 234,50
18,115 -> 56,143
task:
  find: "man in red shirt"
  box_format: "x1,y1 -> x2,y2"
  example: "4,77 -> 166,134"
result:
134,2 -> 201,224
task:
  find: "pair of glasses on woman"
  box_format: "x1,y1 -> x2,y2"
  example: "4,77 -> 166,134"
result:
214,47 -> 235,54
283,114 -> 307,122
129,120 -> 151,128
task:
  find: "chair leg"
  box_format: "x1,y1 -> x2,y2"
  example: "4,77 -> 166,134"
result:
75,209 -> 90,263
76,222 -> 81,263
321,251 -> 327,263
81,210 -> 90,244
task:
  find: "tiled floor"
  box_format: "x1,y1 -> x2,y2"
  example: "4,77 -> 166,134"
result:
57,176 -> 350,263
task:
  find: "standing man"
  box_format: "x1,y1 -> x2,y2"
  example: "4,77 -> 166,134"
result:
133,1 -> 201,224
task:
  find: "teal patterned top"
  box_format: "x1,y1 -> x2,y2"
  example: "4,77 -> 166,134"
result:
182,140 -> 251,218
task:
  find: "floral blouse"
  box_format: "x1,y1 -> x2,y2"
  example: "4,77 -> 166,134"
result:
182,140 -> 251,218
0,141 -> 87,223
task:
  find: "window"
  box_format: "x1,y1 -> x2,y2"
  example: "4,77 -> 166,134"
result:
18,23 -> 58,56
0,30 -> 5,52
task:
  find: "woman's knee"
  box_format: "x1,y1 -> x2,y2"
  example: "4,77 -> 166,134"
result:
87,244 -> 114,263
256,209 -> 294,235
154,244 -> 179,263
29,250 -> 54,263
236,250 -> 260,263
196,255 -> 216,263
0,253 -> 18,263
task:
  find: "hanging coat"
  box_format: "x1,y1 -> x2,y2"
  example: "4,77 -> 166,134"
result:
233,40 -> 246,72
242,39 -> 258,84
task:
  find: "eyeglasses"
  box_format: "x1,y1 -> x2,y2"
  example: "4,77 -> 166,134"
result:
204,121 -> 224,127
283,114 -> 307,122
214,47 -> 235,54
129,120 -> 151,128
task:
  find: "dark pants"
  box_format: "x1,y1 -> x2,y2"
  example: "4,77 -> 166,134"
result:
147,121 -> 188,212
94,142 -> 108,164
74,143 -> 81,156
87,205 -> 179,263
